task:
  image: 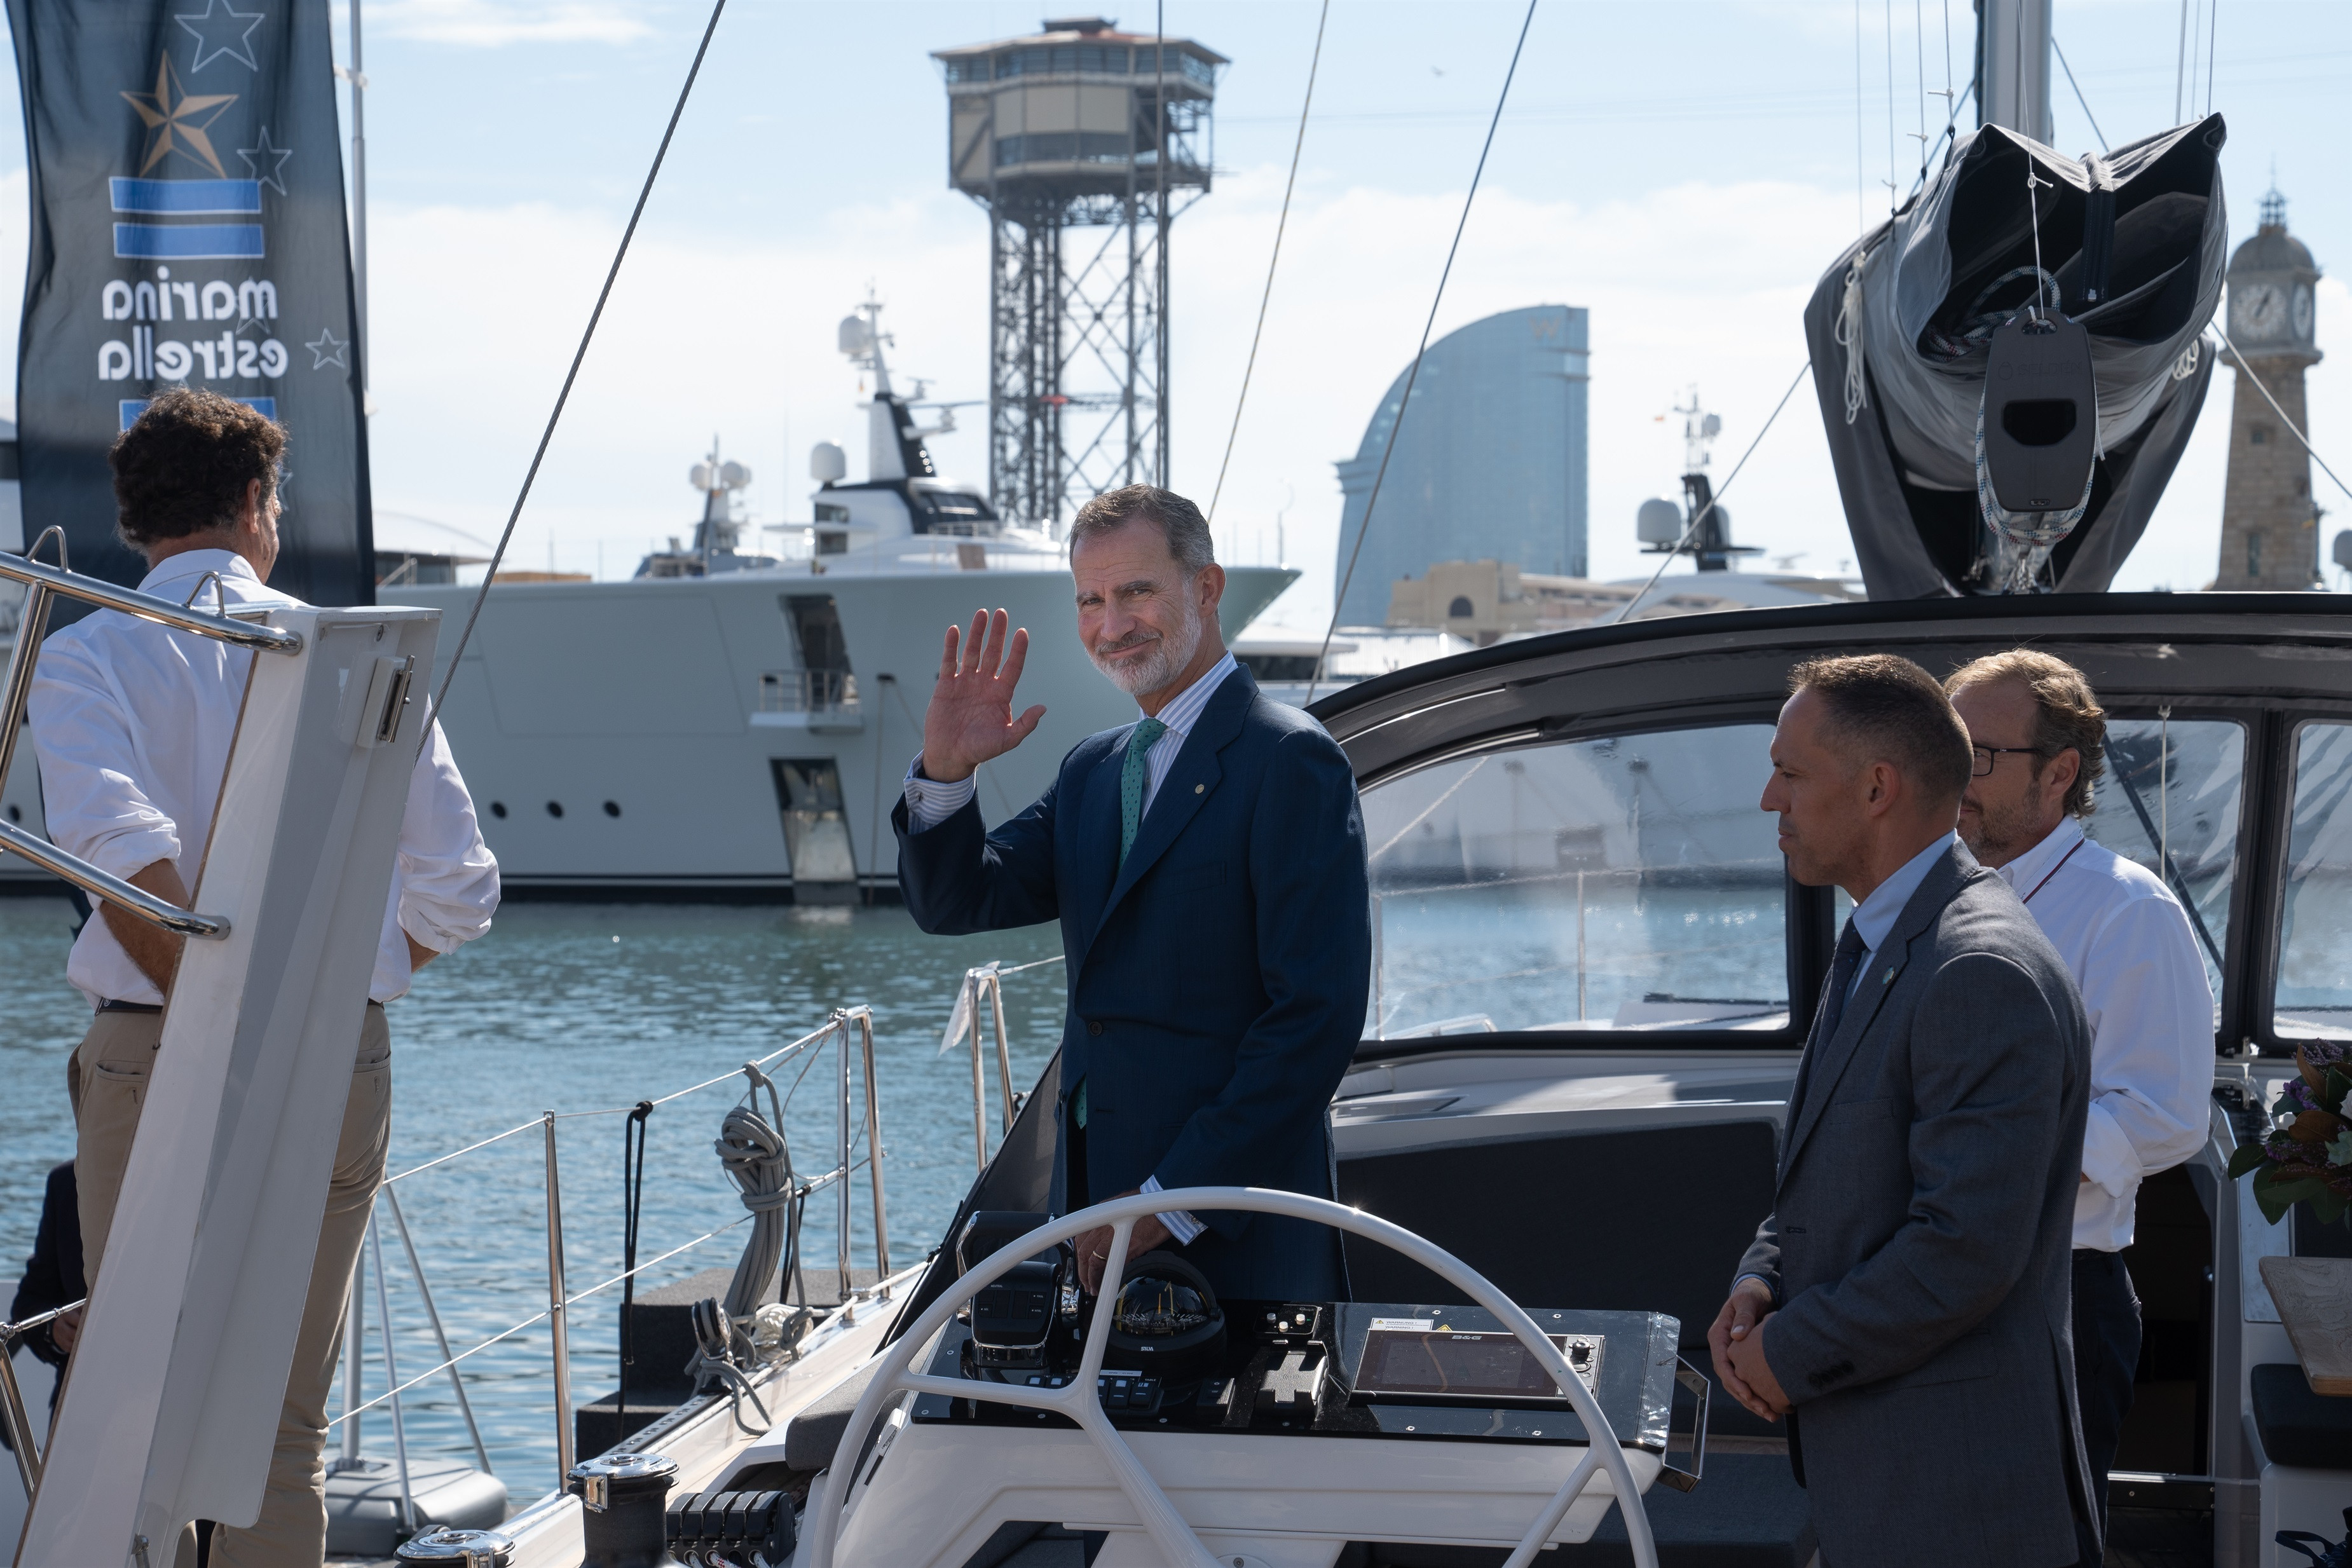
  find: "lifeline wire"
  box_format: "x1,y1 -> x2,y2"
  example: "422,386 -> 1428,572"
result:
1205,0 -> 1330,526
1304,0 -> 1538,706
1614,360 -> 1813,624
423,0 -> 727,744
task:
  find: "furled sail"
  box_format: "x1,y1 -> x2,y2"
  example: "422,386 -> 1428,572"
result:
1805,114 -> 2227,597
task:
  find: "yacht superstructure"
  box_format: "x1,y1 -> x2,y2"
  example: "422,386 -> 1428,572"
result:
390,300 -> 1297,899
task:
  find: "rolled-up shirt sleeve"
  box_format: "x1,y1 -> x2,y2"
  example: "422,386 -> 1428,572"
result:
2077,895 -> 2213,1198
27,636 -> 183,879
393,711 -> 500,954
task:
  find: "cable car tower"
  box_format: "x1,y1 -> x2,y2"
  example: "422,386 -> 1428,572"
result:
935,17 -> 1224,534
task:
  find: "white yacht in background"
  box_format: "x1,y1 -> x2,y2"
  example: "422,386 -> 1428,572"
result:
390,301 -> 1297,899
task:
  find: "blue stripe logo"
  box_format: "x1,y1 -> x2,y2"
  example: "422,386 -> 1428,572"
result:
114,223 -> 266,260
109,178 -> 261,215
121,395 -> 277,431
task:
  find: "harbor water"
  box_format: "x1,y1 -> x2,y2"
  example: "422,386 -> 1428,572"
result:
0,895 -> 1063,1495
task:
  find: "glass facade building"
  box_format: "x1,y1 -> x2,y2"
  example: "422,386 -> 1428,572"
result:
1332,304 -> 1589,626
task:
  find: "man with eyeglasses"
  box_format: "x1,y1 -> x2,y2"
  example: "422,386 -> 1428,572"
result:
1945,651 -> 2212,1560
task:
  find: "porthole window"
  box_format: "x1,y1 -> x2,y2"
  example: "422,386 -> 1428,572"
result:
603,801 -> 622,818
489,801 -> 507,819
547,801 -> 565,819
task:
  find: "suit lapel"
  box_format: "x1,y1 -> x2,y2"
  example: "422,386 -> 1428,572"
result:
1069,737 -> 1129,949
1088,667 -> 1256,947
1778,843 -> 1973,1182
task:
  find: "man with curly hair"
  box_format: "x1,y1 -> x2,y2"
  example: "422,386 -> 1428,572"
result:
1945,649 -> 2212,1558
28,388 -> 500,1567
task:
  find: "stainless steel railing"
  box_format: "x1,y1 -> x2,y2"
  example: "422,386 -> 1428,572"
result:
0,1297 -> 83,1494
951,957 -> 1062,1171
756,669 -> 858,714
0,539 -> 304,938
330,1003 -> 897,1492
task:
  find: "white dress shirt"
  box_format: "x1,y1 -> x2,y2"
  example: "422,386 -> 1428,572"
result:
29,549 -> 500,1008
905,651 -> 1240,1243
1846,833 -> 1961,998
1992,814 -> 2213,1251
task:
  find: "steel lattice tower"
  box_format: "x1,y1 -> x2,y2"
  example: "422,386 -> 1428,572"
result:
935,18 -> 1222,535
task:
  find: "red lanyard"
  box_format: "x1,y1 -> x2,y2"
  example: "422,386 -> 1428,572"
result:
2021,836 -> 2086,905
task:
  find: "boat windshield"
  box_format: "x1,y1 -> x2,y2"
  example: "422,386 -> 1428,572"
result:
1361,714 -> 2252,1043
1363,723 -> 1791,1039
2278,720 -> 2352,1042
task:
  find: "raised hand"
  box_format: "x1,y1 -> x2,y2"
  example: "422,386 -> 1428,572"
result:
922,609 -> 1048,783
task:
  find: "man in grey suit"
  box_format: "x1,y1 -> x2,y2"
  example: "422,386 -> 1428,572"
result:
1709,653 -> 2098,1568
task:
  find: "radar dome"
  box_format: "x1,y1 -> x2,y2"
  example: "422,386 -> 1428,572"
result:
1636,497 -> 1684,545
809,442 -> 847,484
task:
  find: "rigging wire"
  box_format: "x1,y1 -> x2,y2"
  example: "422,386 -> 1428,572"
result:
2215,332 -> 2352,507
1854,0 -> 1866,235
422,0 -> 727,745
1613,361 -> 1814,624
1205,0 -> 1331,527
1884,0 -> 1897,211
1913,0 -> 1929,190
2051,37 -> 2110,153
2205,0 -> 2218,117
2173,0 -> 2191,123
1303,0 -> 1538,706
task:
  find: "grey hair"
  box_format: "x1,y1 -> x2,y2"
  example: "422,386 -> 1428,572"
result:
1069,484 -> 1215,575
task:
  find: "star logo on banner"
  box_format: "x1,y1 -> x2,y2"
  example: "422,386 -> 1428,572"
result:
174,0 -> 266,72
121,56 -> 238,177
238,126 -> 292,194
306,328 -> 349,370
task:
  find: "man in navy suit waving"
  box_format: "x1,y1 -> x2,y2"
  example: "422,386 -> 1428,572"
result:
895,484 -> 1371,1302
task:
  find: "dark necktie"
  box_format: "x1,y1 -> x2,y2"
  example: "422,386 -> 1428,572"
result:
1812,918 -> 1870,1048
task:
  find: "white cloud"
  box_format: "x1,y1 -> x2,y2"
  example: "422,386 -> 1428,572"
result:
358,0 -> 653,47
317,158 -> 2350,614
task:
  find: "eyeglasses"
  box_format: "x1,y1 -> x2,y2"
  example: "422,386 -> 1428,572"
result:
1971,744 -> 2044,777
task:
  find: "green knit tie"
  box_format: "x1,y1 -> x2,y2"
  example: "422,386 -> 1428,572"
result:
1119,718 -> 1166,866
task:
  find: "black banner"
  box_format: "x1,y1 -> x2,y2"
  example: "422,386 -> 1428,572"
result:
7,0 -> 371,604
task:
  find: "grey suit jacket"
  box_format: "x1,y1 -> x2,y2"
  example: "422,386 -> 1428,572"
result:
1739,842 -> 2096,1568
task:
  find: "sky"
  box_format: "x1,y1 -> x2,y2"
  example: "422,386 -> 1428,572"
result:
0,0 -> 2344,630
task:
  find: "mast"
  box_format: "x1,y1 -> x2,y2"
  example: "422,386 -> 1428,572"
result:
1977,0 -> 2054,142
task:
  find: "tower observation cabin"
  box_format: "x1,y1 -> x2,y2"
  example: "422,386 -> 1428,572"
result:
934,17 -> 1224,534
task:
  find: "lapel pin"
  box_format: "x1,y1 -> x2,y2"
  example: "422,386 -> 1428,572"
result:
1194,783 -> 1204,794
1882,967 -> 1896,985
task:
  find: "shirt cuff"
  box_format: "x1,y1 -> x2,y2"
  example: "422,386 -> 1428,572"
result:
1139,1175 -> 1205,1245
903,755 -> 976,831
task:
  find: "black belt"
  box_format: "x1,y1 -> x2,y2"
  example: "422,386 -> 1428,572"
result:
102,999 -> 383,1014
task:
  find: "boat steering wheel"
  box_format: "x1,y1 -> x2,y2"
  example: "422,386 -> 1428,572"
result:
800,1187 -> 1662,1568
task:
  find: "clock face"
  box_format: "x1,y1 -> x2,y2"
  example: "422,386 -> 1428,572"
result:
2232,282 -> 2287,339
2294,283 -> 2316,339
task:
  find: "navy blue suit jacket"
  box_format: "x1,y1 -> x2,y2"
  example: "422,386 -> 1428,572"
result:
894,665 -> 1371,1301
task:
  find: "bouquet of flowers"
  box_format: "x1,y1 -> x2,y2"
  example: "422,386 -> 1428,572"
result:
2229,1040 -> 2352,1227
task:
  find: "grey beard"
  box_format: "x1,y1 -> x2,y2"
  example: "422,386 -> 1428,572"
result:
1092,607 -> 1202,697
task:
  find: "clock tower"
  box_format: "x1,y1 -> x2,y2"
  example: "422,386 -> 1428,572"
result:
2215,187 -> 2325,590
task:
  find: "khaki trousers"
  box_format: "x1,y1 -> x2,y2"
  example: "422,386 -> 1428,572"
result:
67,1002 -> 392,1568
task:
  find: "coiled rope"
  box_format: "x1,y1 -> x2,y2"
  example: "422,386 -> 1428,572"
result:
687,1063 -> 795,1427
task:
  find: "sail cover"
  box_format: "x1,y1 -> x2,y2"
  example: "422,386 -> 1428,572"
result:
1806,115 -> 2227,597
5,0 -> 373,606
